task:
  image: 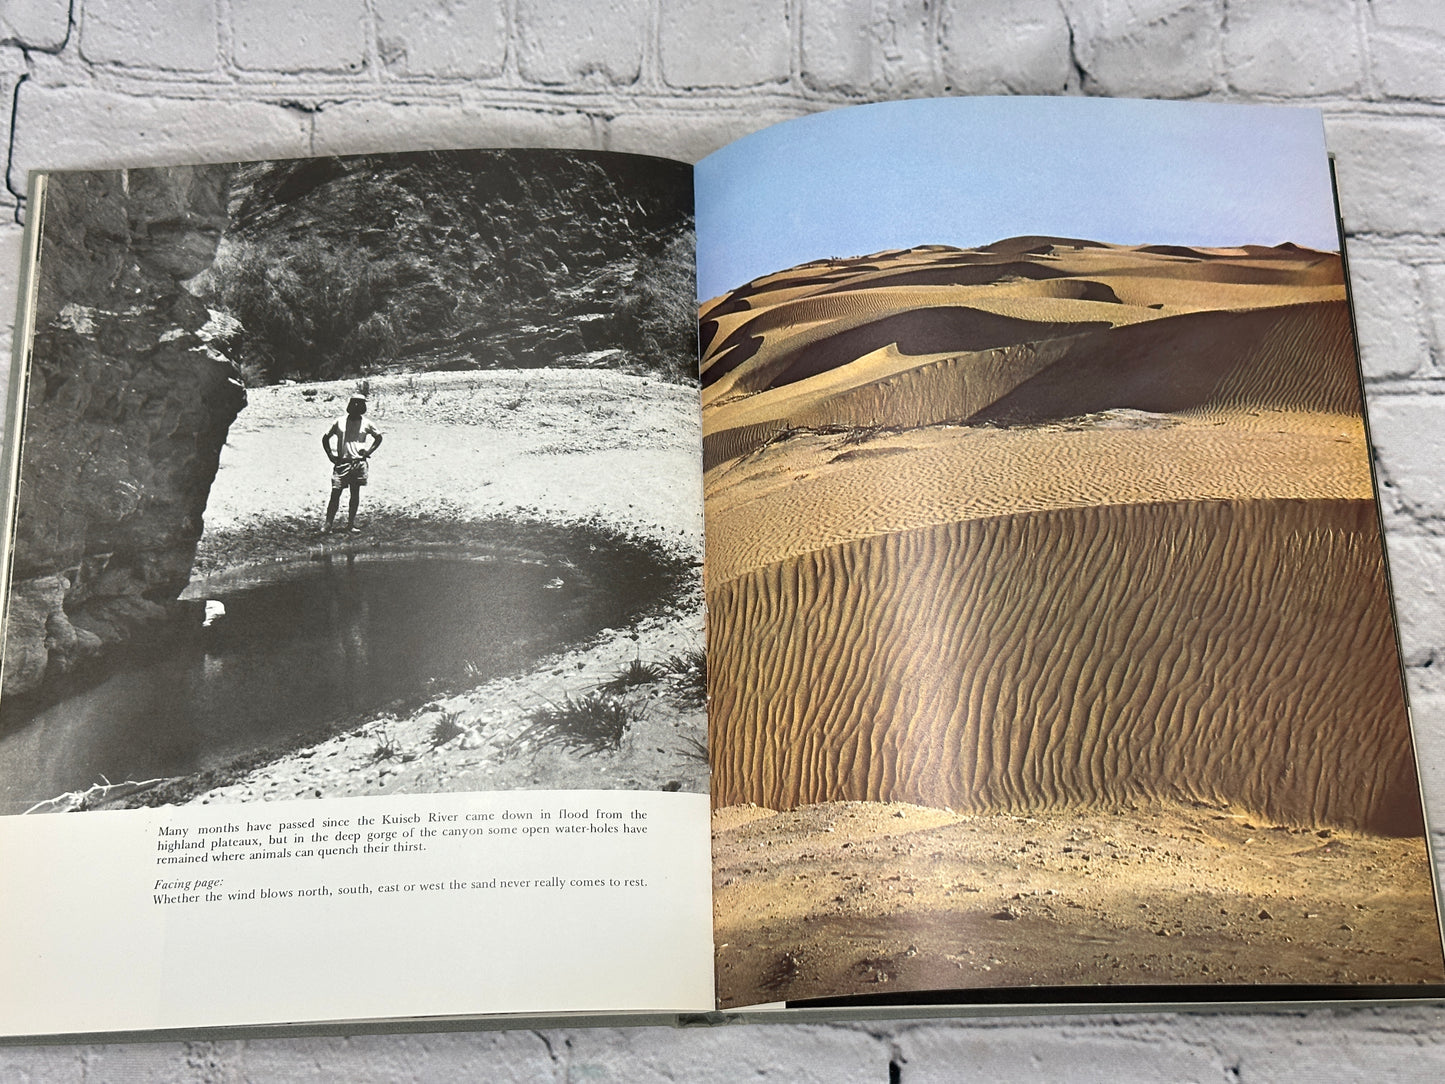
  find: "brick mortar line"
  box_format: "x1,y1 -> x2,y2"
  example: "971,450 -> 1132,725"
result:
11,55 -> 1445,113
1367,382 -> 1445,396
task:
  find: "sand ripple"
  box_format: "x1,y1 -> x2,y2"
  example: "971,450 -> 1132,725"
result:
704,413 -> 1374,586
707,498 -> 1417,835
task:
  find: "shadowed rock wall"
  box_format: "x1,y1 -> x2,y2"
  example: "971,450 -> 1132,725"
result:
3,166 -> 246,696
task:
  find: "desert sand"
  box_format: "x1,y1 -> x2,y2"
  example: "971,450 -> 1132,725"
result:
713,800 -> 1442,1007
700,239 -> 1444,1006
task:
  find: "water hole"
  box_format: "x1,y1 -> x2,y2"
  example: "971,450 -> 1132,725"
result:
0,539 -> 681,813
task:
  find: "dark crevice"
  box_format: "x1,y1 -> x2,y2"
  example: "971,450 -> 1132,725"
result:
0,0 -> 75,55
888,1040 -> 906,1083
5,72 -> 26,223
1063,7 -> 1090,93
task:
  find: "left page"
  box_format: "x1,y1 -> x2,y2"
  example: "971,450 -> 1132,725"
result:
0,149 -> 713,1037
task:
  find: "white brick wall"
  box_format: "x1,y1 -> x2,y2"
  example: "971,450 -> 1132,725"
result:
1,0 -> 1443,1077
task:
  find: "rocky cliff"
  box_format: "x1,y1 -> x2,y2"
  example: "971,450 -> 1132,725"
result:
3,166 -> 246,696
199,150 -> 695,385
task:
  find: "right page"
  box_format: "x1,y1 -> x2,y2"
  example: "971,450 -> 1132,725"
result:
695,96 -> 1445,1009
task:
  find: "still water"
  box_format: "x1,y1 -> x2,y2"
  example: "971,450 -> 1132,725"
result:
0,550 -> 658,813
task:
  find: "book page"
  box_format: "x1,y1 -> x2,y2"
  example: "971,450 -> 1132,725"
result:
695,97 -> 1445,1009
0,149 -> 713,1036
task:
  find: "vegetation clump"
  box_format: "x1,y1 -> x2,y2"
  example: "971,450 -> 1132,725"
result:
663,648 -> 708,707
429,710 -> 467,748
513,692 -> 639,756
599,657 -> 666,695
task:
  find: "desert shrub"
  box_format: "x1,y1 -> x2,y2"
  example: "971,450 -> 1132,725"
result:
599,657 -> 666,695
208,242 -> 404,382
677,732 -> 708,763
513,693 -> 639,756
617,227 -> 698,384
662,648 -> 708,707
369,725 -> 403,763
429,710 -> 467,748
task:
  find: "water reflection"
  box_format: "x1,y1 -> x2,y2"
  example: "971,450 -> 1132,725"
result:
0,552 -> 634,813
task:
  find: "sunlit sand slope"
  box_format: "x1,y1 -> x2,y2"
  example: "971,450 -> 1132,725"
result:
702,300 -> 1357,470
708,497 -> 1417,836
703,412 -> 1372,586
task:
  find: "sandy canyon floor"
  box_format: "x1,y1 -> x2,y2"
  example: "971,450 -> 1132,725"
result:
160,367 -> 706,805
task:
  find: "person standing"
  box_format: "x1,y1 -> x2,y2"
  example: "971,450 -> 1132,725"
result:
323,394 -> 383,533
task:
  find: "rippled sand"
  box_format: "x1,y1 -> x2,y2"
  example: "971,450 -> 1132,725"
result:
701,238 -> 1441,1004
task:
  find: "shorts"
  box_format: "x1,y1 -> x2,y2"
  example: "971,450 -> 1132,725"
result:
331,457 -> 369,489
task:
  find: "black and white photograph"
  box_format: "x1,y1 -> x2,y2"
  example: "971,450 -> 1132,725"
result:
0,149 -> 706,813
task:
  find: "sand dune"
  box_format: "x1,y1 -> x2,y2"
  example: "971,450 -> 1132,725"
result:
702,297 -> 1357,472
708,497 -> 1415,835
973,300 -> 1359,424
701,240 -> 1355,472
701,236 -> 1433,1004
704,412 -> 1373,586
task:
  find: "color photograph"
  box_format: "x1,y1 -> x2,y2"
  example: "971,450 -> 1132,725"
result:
697,98 -> 1444,1007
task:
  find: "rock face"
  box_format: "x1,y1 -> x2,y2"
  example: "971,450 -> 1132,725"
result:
202,150 -> 695,384
3,166 -> 246,696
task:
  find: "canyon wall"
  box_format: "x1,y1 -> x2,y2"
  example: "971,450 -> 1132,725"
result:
3,166 -> 246,695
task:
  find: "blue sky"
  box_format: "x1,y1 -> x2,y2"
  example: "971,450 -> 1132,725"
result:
695,97 -> 1338,301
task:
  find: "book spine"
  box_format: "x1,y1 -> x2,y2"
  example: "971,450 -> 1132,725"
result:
0,172 -> 47,686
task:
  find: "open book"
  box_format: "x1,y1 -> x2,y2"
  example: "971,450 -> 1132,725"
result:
1,96 -> 1441,1038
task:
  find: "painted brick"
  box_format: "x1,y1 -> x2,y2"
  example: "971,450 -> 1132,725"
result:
231,0 -> 368,73
375,0 -> 508,79
1409,658 -> 1445,819
1371,0 -> 1445,35
517,0 -> 647,86
0,222 -> 21,377
0,0 -> 68,49
1367,395 -> 1445,520
80,1041 -> 240,1081
900,1023 -> 1225,1083
0,71 -> 17,206
3,0 -> 1445,1078
562,1024 -> 883,1084
1060,0 -> 1220,97
8,85 -> 311,189
235,1032 -> 559,1082
79,0 -> 219,72
1225,0 -> 1362,96
311,100 -> 601,156
1406,670 -> 1445,827
1371,31 -> 1445,101
940,0 -> 1072,95
0,1043 -> 86,1079
606,107 -> 812,163
1390,533 -> 1445,670
659,0 -> 790,88
1348,255 -> 1428,380
1326,116 -> 1445,236
1211,1008 -> 1445,1079
1419,264 -> 1445,371
800,0 -> 935,96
